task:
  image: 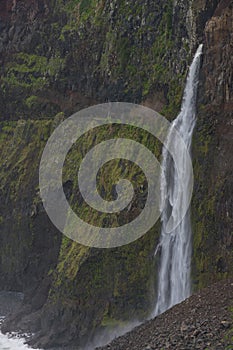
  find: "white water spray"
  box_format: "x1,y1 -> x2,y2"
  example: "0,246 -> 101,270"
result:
154,44 -> 203,316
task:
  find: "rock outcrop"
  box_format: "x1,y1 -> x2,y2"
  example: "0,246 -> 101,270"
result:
0,0 -> 232,348
192,0 -> 233,289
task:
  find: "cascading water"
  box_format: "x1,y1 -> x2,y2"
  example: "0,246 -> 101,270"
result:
154,44 -> 203,316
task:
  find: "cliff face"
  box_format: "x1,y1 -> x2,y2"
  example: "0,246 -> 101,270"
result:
192,0 -> 233,288
0,0 -> 232,348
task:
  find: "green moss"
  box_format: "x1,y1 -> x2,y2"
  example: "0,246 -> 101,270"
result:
2,53 -> 48,89
25,95 -> 41,109
0,119 -> 51,202
0,119 -> 55,290
56,240 -> 89,281
161,77 -> 184,118
56,0 -> 98,22
2,53 -> 65,90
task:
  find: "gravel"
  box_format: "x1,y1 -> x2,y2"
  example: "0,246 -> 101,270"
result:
97,279 -> 233,350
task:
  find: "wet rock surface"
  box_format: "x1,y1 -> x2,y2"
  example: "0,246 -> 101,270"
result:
0,291 -> 23,316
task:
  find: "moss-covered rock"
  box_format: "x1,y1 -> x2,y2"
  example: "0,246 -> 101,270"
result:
0,0 -> 232,348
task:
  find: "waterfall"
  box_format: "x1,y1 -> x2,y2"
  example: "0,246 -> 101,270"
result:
154,44 -> 203,316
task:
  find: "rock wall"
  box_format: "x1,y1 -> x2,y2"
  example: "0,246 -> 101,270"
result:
192,0 -> 233,288
0,0 -> 232,348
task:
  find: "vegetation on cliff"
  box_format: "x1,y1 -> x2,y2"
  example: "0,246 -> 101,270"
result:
0,0 -> 232,348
